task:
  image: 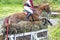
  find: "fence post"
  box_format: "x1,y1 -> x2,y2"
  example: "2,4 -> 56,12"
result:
31,32 -> 39,40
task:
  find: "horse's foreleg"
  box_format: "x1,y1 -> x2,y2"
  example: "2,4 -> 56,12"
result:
47,19 -> 52,26
43,18 -> 47,25
43,18 -> 52,26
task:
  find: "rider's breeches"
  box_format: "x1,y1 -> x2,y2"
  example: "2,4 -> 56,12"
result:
24,6 -> 33,14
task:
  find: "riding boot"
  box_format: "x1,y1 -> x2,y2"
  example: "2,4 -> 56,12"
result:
26,13 -> 31,21
26,13 -> 34,21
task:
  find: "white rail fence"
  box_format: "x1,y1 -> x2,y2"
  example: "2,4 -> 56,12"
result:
7,29 -> 48,40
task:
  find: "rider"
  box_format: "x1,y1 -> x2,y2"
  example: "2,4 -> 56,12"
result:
24,0 -> 34,21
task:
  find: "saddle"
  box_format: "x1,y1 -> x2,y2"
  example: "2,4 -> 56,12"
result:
23,10 -> 34,21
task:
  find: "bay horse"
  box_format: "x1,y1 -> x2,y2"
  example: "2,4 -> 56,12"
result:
3,3 -> 51,27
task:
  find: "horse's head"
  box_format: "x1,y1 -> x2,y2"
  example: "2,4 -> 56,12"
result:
38,3 -> 51,14
32,4 -> 51,20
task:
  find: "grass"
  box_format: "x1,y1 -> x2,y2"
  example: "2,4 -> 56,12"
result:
50,4 -> 60,11
48,22 -> 60,40
0,4 -> 60,19
0,4 -> 23,19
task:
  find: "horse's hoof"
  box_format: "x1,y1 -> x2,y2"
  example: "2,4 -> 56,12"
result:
43,23 -> 46,25
50,23 -> 53,26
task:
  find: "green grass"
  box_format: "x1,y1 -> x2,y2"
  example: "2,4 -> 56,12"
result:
0,4 -> 23,19
48,22 -> 60,40
0,4 -> 60,19
50,4 -> 60,11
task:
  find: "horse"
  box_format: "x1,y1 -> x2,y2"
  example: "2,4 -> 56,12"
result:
2,4 -> 52,40
3,3 -> 51,25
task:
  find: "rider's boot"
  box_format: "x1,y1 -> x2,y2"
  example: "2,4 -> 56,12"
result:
26,13 -> 31,21
26,13 -> 34,21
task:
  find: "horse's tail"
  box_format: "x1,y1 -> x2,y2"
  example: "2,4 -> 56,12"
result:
2,16 -> 10,27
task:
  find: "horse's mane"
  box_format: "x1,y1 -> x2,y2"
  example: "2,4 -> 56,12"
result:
34,3 -> 49,9
38,3 -> 49,6
34,6 -> 38,8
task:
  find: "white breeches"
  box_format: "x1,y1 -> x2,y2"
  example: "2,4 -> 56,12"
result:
24,6 -> 33,14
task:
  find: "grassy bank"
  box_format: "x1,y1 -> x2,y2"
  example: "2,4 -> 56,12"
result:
0,4 -> 23,19
48,22 -> 60,40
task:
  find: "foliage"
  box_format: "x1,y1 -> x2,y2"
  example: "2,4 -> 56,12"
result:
0,0 -> 60,4
0,0 -> 60,10
0,0 -> 23,4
